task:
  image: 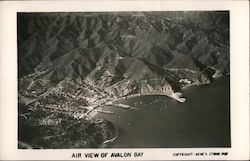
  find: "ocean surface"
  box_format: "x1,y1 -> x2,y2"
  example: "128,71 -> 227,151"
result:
95,76 -> 230,148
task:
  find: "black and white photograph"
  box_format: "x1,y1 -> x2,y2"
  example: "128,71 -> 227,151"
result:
0,0 -> 249,160
17,11 -> 230,149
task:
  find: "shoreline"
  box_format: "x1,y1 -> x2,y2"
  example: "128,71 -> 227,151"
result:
100,125 -> 119,148
94,76 -> 230,148
92,76 -> 229,148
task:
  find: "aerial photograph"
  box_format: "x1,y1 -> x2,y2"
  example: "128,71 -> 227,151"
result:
18,11 -> 230,149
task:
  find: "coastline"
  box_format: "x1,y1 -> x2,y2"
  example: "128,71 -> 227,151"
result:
99,120 -> 119,148
94,75 -> 230,148
92,75 -> 230,148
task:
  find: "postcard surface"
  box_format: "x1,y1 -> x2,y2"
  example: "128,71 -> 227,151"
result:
0,0 -> 249,160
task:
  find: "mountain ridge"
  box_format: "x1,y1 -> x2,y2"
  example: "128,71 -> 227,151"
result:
17,12 -> 229,148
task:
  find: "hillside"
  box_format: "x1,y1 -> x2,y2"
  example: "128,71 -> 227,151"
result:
18,11 -> 229,148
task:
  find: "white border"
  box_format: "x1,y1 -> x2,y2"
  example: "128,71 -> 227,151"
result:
0,0 -> 249,160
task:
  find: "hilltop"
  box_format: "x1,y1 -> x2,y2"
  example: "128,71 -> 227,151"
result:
18,11 -> 229,148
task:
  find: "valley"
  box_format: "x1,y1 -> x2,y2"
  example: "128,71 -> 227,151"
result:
18,11 -> 230,148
